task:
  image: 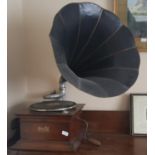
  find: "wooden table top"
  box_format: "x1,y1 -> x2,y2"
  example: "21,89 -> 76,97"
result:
8,134 -> 146,155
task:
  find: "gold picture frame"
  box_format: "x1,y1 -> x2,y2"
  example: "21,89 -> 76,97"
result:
113,0 -> 147,52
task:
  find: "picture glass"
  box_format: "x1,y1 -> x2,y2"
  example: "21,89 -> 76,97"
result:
132,94 -> 147,135
127,0 -> 147,38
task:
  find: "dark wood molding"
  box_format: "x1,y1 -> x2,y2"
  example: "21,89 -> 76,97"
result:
81,111 -> 130,134
8,134 -> 147,155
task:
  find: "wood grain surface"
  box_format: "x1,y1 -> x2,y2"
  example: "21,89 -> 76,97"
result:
8,134 -> 146,155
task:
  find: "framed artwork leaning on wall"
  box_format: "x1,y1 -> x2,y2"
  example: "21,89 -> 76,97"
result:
113,0 -> 147,52
130,93 -> 147,136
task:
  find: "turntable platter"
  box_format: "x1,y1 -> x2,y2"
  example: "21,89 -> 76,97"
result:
30,100 -> 77,112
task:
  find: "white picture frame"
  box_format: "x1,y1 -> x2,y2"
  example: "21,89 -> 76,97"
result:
130,94 -> 147,136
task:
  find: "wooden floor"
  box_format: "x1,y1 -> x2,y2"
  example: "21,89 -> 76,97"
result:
8,134 -> 146,155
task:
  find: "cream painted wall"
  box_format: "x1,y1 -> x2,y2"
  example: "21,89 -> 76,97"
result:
23,0 -> 147,110
7,0 -> 27,139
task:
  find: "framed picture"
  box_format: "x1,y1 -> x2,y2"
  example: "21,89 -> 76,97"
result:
113,0 -> 147,52
130,94 -> 147,136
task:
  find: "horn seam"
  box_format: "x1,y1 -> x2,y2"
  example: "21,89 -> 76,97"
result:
75,46 -> 137,71
93,24 -> 123,53
85,76 -> 129,90
73,9 -> 103,64
59,12 -> 66,27
75,24 -> 123,67
98,46 -> 137,61
69,4 -> 82,65
79,67 -> 139,78
80,67 -> 139,75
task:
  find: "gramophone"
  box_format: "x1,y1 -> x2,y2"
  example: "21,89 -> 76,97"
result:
11,2 -> 140,152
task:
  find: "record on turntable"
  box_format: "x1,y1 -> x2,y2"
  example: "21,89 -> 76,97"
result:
30,100 -> 77,112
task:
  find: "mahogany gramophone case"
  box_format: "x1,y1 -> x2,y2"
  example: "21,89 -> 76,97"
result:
11,104 -> 85,151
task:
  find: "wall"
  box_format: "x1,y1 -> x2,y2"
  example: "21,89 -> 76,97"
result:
23,0 -> 147,110
7,0 -> 27,139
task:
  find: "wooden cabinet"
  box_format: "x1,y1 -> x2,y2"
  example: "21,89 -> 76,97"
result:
10,104 -> 85,151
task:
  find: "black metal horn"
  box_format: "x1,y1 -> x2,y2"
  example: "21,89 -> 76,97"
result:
50,2 -> 140,97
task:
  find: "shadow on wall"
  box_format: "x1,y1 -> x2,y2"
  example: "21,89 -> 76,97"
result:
7,102 -> 27,146
65,82 -> 134,111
